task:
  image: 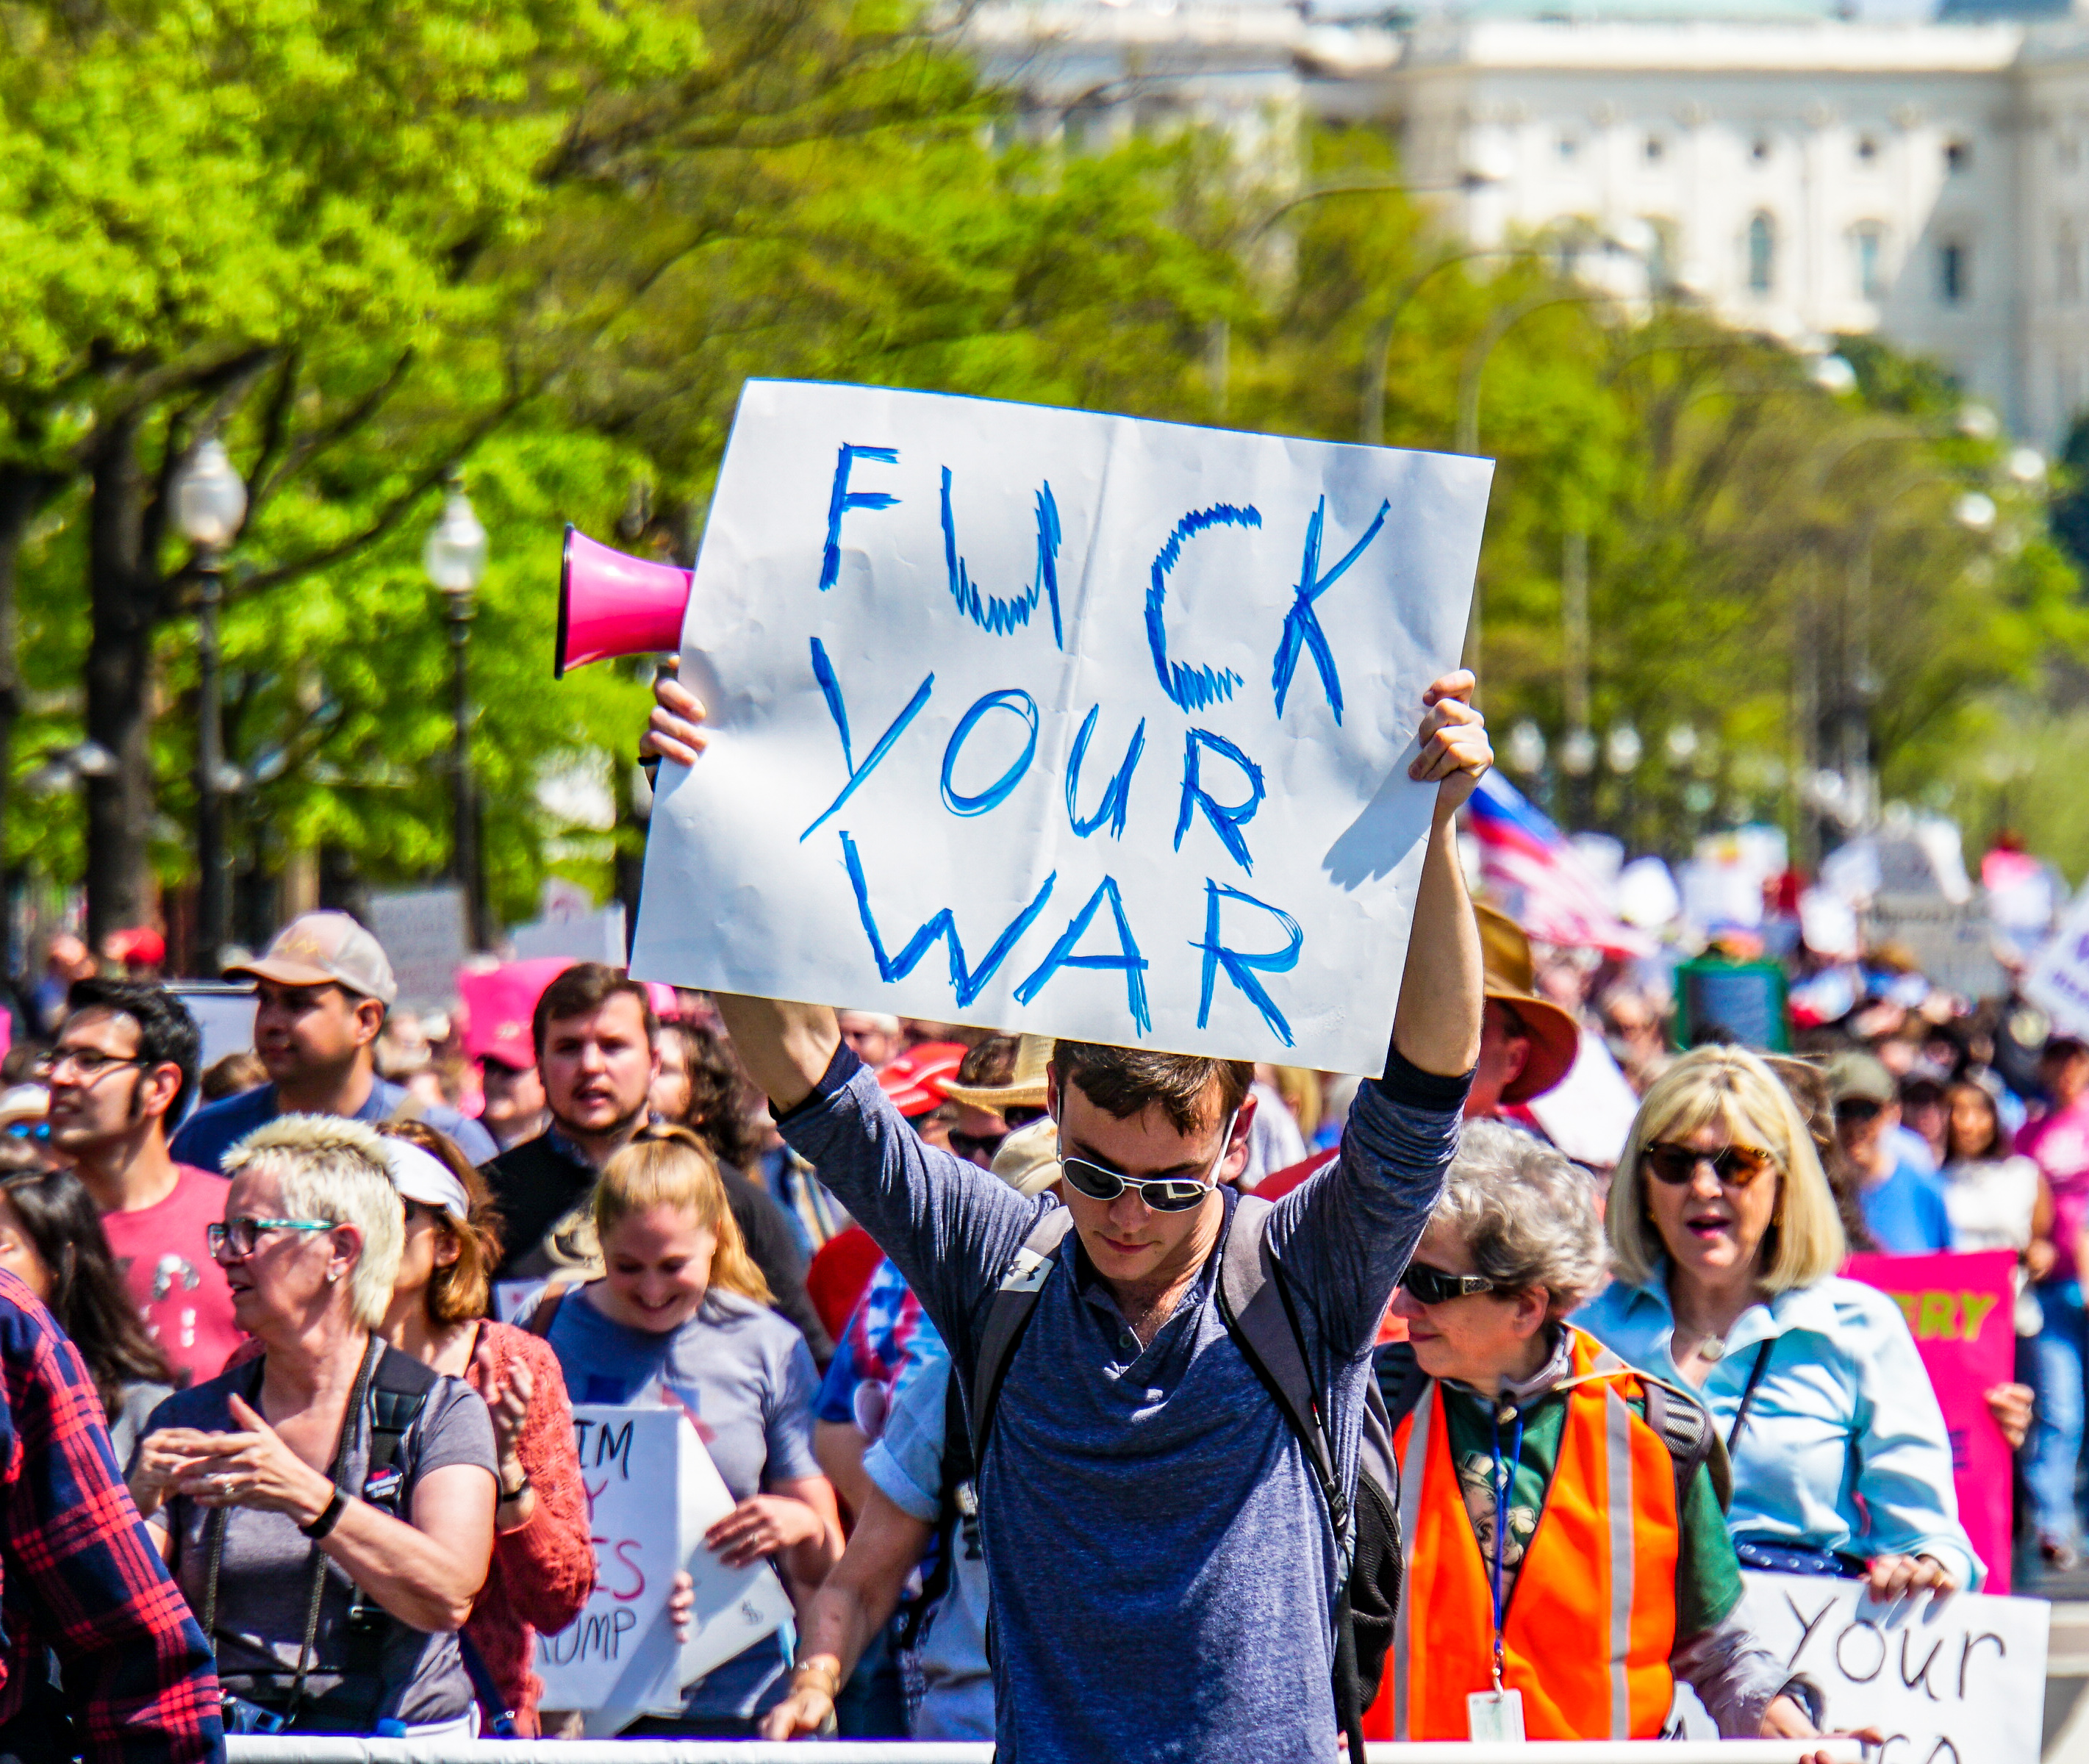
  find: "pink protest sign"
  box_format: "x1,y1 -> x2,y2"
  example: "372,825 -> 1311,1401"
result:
1843,1247 -> 2018,1593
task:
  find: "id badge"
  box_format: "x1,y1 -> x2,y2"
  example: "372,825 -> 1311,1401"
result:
1466,1688 -> 1525,1741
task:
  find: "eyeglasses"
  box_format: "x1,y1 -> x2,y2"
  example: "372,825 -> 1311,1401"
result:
33,1049 -> 144,1083
1833,1098 -> 1885,1126
207,1217 -> 335,1259
1398,1262 -> 1501,1305
1058,1108 -> 1240,1213
1641,1141 -> 1776,1188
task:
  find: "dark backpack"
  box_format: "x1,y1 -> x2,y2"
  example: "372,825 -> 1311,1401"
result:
966,1194 -> 1400,1761
1372,1337 -> 1732,1513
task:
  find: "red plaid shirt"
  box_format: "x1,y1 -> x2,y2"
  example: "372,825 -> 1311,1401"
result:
0,1270 -> 222,1761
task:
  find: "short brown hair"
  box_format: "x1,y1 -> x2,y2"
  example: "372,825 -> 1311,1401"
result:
532,962 -> 659,1058
1049,1041 -> 1250,1136
378,1120 -> 504,1325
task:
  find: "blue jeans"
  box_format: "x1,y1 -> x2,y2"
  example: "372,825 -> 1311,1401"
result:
2027,1282 -> 2087,1547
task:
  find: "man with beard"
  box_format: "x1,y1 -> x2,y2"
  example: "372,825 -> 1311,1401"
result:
482,963 -> 661,1280
172,912 -> 494,1173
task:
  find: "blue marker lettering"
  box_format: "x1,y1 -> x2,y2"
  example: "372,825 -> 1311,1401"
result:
800,637 -> 934,841
1146,503 -> 1261,711
1193,879 -> 1303,1045
840,832 -> 1056,1008
1014,877 -> 1151,1036
1065,707 -> 1145,840
1172,728 -> 1265,874
1272,495 -> 1391,723
941,470 -> 1064,647
820,444 -> 900,592
941,689 -> 1039,817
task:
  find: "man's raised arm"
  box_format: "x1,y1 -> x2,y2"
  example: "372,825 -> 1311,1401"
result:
1389,670 -> 1488,1080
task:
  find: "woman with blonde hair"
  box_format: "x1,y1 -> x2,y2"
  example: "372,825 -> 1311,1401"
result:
373,1122 -> 595,1736
126,1114 -> 498,1735
530,1124 -> 842,1735
1578,1045 -> 1978,1600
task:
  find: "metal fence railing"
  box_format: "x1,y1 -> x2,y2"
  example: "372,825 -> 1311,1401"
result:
223,1738 -> 1868,1763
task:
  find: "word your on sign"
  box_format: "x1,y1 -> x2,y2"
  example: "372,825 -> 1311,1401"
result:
631,381 -> 1492,1071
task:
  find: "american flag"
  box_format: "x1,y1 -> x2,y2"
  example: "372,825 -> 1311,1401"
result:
1463,772 -> 1653,958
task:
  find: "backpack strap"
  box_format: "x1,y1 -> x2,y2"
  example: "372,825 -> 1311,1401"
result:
1640,1373 -> 1733,1513
1214,1194 -> 1347,1541
343,1346 -> 442,1707
526,1283 -> 578,1339
967,1207 -> 1075,1466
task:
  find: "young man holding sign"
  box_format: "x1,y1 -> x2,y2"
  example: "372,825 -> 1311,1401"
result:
645,669 -> 1488,1763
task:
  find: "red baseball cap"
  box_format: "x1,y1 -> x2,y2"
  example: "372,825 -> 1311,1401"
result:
878,1041 -> 967,1118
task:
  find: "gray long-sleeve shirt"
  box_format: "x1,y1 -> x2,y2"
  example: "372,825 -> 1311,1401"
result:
777,1045 -> 1468,1764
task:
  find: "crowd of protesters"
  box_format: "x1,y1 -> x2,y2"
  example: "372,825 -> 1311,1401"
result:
0,660 -> 2060,1761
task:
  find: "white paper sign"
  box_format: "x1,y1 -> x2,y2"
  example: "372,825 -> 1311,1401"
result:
537,1408 -> 685,1724
1525,1029 -> 1640,1169
1678,1574 -> 2048,1763
361,886 -> 468,1011
631,380 -> 1491,1072
2026,889 -> 2089,1039
676,1409 -> 795,1687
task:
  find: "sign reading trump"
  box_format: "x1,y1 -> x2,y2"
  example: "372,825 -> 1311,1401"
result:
631,381 -> 1493,1071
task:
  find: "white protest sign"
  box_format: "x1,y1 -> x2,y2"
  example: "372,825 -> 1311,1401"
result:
1676,1573 -> 2047,1763
676,1407 -> 794,1686
2026,887 -> 2089,1039
1525,1029 -> 1640,1169
537,1407 -> 684,1727
631,380 -> 1491,1072
361,886 -> 468,1011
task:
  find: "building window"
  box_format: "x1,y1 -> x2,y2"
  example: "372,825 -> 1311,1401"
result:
1746,212 -> 1776,295
1856,134 -> 1880,164
1945,138 -> 1971,175
1750,137 -> 1771,165
1940,240 -> 1971,304
2061,228 -> 2082,303
1644,216 -> 1677,292
1644,134 -> 1665,164
1851,223 -> 1886,301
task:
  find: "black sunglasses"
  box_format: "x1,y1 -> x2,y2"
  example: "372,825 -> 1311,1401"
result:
1399,1262 -> 1499,1305
1642,1141 -> 1776,1188
948,1128 -> 1007,1165
1833,1098 -> 1885,1126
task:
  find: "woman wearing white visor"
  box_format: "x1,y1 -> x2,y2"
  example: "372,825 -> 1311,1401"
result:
374,1123 -> 595,1738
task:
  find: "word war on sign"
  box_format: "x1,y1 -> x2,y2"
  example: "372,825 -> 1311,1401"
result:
624,379 -> 1492,1072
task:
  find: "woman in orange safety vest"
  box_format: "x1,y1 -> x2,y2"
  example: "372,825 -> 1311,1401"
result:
1365,1119 -> 1844,1754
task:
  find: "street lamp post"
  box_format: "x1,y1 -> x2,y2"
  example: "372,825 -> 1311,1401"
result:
424,483 -> 490,950
171,439 -> 247,972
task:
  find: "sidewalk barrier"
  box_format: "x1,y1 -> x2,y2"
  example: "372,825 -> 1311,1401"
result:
224,1740 -> 1868,1762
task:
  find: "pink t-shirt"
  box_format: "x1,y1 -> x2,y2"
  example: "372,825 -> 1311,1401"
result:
98,1164 -> 245,1388
2018,1100 -> 2089,1283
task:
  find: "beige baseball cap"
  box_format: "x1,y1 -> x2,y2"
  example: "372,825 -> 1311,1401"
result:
227,911 -> 398,1007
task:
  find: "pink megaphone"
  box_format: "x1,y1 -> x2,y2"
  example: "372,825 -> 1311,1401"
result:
554,526 -> 694,678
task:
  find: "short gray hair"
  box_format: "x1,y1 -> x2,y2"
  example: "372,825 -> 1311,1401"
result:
223,1114 -> 403,1330
1434,1120 -> 1606,1319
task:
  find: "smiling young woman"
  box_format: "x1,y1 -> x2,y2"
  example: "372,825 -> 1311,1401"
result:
1577,1045 -> 1979,1606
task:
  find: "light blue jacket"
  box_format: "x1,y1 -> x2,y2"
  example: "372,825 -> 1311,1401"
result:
1575,1272 -> 1982,1589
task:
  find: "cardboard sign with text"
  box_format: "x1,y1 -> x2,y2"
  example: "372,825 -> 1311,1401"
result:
631,380 -> 1492,1071
537,1405 -> 792,1734
1843,1249 -> 2017,1594
1734,1573 -> 2047,1763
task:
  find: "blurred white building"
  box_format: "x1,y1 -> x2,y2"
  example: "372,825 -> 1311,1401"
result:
966,0 -> 2089,445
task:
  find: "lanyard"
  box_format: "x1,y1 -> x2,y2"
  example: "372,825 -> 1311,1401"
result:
1487,1403 -> 1527,1692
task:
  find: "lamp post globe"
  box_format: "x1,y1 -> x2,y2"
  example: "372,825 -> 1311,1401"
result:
173,438 -> 246,975
428,486 -> 490,950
